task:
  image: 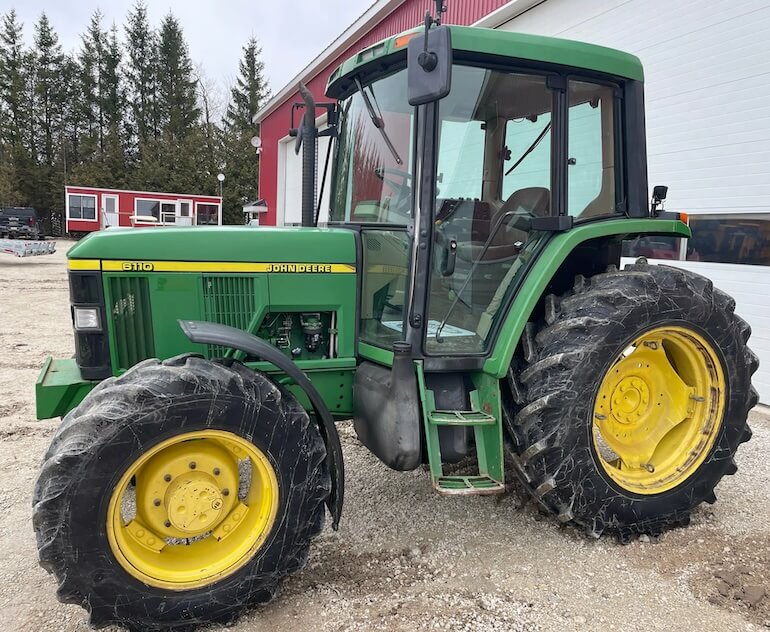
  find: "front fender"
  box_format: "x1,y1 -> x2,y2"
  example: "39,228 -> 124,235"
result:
178,320 -> 344,529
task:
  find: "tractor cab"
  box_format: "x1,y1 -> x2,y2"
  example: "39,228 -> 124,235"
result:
315,22 -> 657,481
325,24 -> 643,362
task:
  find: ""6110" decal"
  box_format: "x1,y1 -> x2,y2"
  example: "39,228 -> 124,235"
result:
121,261 -> 154,272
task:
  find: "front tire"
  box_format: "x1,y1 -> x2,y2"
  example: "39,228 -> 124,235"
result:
504,263 -> 758,539
33,355 -> 330,630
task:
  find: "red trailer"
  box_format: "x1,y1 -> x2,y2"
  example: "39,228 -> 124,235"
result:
64,186 -> 222,234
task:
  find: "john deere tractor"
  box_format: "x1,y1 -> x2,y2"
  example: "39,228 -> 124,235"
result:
33,6 -> 757,630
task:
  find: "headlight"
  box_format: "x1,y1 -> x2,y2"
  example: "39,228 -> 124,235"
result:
73,306 -> 102,331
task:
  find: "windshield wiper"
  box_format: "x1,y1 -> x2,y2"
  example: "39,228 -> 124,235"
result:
504,122 -> 551,176
354,75 -> 402,165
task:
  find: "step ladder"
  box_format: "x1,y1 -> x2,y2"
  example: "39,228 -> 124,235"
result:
416,362 -> 506,495
0,239 -> 56,257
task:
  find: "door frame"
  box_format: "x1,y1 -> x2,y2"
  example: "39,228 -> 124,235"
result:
177,199 -> 193,226
102,194 -> 119,228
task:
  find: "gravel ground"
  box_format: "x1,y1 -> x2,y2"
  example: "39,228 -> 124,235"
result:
1,242 -> 769,632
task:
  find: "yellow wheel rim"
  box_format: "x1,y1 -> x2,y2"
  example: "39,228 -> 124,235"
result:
106,430 -> 279,590
592,325 -> 725,495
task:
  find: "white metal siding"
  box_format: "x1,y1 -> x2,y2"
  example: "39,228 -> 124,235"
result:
500,0 -> 770,402
621,259 -> 770,403
277,117 -> 331,226
498,0 -> 770,214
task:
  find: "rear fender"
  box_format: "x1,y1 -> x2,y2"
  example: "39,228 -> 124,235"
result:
483,218 -> 691,378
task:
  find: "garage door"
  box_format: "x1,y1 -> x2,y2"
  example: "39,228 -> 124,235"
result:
496,0 -> 770,402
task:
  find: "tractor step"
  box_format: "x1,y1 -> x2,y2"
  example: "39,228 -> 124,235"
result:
435,475 -> 505,495
428,409 -> 496,426
416,362 -> 506,496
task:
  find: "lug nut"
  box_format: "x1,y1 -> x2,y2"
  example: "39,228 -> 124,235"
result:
213,467 -> 221,476
153,498 -> 161,507
222,488 -> 230,497
163,474 -> 172,482
189,462 -> 197,470
164,520 -> 171,528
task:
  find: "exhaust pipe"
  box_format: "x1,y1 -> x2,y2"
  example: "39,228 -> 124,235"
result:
298,82 -> 317,228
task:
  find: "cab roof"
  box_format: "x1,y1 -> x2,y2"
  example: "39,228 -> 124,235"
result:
327,25 -> 643,98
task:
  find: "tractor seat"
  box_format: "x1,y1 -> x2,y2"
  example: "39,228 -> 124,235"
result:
481,187 -> 550,261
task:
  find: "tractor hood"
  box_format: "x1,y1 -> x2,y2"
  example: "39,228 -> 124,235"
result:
67,226 -> 357,264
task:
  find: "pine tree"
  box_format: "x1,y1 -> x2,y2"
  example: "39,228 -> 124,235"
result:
224,37 -> 269,134
103,24 -> 123,130
102,23 -> 126,186
156,13 -> 199,139
0,10 -> 27,149
31,13 -> 66,216
221,37 -> 269,224
79,11 -> 106,155
34,14 -> 64,164
0,10 -> 29,205
58,55 -> 83,182
124,1 -> 156,148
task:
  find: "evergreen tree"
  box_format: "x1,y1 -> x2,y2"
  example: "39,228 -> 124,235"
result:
102,23 -> 127,186
124,1 -> 156,148
0,10 -> 29,205
59,55 -> 84,181
34,13 -> 64,166
29,14 -> 67,216
75,13 -> 127,187
224,37 -> 269,134
156,13 -> 198,139
103,24 -> 124,130
78,11 -> 106,156
221,37 -> 269,224
0,10 -> 27,148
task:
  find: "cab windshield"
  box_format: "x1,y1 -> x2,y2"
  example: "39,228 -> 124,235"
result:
330,68 -> 414,224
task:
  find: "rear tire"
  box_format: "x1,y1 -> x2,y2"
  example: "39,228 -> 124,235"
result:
33,355 -> 330,630
504,263 -> 758,539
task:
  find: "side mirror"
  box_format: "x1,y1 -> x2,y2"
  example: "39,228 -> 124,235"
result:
651,184 -> 668,213
407,25 -> 452,106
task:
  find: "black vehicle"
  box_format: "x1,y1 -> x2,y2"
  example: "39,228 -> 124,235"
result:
0,207 -> 44,239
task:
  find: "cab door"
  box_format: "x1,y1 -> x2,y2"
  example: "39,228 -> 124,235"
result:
423,66 -> 555,355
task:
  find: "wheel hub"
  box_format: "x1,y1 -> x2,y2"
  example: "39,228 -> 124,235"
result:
135,439 -> 240,538
166,474 -> 225,533
609,376 -> 650,424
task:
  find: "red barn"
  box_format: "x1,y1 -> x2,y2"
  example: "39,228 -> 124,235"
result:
64,186 -> 223,235
253,0 -> 514,226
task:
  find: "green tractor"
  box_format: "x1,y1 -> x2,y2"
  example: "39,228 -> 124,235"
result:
33,8 -> 757,631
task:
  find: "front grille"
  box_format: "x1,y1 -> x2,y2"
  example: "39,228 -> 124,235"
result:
108,276 -> 155,370
202,276 -> 256,357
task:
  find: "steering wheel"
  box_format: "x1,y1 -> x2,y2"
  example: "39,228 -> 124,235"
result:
434,204 -> 539,276
375,167 -> 412,212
